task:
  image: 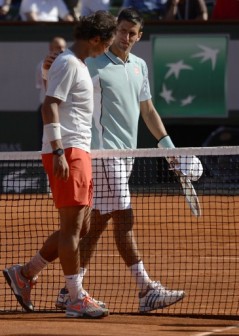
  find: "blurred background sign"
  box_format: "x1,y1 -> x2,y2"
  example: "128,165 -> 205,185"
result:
152,35 -> 228,118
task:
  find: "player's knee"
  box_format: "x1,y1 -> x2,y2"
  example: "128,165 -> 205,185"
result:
112,209 -> 134,229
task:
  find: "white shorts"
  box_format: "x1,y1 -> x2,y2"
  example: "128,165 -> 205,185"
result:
92,157 -> 134,214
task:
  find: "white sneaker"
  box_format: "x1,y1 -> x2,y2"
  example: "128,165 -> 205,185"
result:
55,287 -> 106,310
139,281 -> 185,313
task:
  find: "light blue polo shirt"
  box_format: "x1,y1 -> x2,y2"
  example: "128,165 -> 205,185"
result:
86,51 -> 152,150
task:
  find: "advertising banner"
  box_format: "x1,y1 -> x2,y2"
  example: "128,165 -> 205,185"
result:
152,35 -> 228,118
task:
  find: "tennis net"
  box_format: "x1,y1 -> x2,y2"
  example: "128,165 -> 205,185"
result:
0,146 -> 239,318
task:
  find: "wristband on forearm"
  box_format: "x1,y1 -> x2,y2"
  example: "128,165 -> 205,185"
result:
157,135 -> 175,149
44,123 -> 61,142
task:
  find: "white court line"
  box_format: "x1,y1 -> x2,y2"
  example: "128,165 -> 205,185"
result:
192,325 -> 239,336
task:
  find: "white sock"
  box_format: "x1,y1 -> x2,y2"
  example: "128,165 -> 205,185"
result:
65,273 -> 84,302
24,251 -> 48,278
79,267 -> 87,279
65,267 -> 86,293
129,260 -> 151,291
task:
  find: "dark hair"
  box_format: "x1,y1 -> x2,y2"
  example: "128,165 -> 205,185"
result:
74,10 -> 117,41
118,7 -> 144,31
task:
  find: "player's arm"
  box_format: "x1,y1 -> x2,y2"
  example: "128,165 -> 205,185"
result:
140,99 -> 202,216
140,98 -> 202,181
42,96 -> 69,181
140,98 -> 168,141
140,98 -> 178,167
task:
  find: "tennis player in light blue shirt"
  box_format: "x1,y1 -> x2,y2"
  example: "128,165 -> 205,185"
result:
75,7 -> 186,313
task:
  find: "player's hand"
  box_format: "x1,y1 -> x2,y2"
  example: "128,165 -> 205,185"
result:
157,135 -> 203,181
167,155 -> 203,181
53,154 -> 69,181
43,51 -> 61,70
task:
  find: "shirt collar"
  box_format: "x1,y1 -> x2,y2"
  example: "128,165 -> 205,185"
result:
105,50 -> 131,65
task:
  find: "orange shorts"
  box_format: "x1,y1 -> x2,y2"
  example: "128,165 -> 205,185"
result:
42,147 -> 93,209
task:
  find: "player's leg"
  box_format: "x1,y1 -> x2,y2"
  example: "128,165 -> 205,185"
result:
54,149 -> 108,316
58,205 -> 108,318
56,157 -> 115,310
2,205 -> 88,312
80,210 -> 110,267
112,208 -> 140,266
2,227 -> 60,312
111,159 -> 186,313
110,158 -> 141,266
112,208 -> 185,312
58,205 -> 85,276
2,152 -> 64,311
56,209 -> 110,310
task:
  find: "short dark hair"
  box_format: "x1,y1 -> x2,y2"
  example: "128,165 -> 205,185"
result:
74,10 -> 117,41
118,7 -> 144,31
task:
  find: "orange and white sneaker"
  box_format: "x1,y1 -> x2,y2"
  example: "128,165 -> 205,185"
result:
66,295 -> 109,319
3,264 -> 37,312
55,287 -> 106,310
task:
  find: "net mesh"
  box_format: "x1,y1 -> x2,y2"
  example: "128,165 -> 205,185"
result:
0,147 -> 239,317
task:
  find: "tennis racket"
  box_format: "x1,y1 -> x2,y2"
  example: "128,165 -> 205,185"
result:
176,171 -> 201,217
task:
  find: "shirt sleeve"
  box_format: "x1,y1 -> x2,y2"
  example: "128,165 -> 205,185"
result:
46,56 -> 76,102
139,60 -> 152,102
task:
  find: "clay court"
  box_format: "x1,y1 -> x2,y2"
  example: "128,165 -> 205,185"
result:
1,313 -> 239,336
1,190 -> 239,335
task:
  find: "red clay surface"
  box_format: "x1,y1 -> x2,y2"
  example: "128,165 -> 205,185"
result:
1,313 -> 239,336
1,194 -> 239,335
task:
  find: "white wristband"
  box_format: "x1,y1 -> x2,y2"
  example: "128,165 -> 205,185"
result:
157,135 -> 175,149
42,65 -> 48,80
44,123 -> 61,142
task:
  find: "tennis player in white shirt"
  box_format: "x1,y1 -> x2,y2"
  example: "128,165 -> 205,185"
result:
3,11 -> 117,319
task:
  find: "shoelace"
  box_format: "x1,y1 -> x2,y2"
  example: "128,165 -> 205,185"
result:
148,281 -> 165,291
82,295 -> 100,309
